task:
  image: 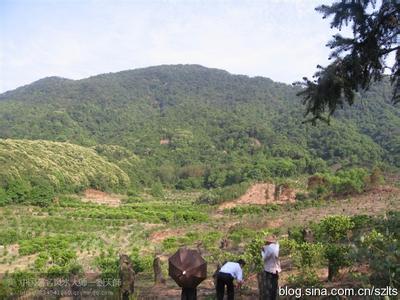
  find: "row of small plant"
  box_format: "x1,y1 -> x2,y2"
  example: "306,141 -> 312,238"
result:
55,203 -> 208,224
0,236 -> 84,297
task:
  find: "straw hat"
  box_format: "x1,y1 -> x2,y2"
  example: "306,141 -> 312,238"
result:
265,234 -> 277,243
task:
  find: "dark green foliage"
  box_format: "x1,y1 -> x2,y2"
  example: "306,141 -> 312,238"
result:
6,180 -> 31,204
130,247 -> 153,273
8,271 -> 38,295
284,213 -> 399,287
0,187 -> 7,206
354,211 -> 400,288
95,253 -> 119,280
0,229 -> 19,244
313,215 -> 355,280
53,202 -> 208,224
149,181 -> 164,198
309,167 -> 371,197
0,65 -> 399,195
297,0 -> 399,122
29,183 -> 55,207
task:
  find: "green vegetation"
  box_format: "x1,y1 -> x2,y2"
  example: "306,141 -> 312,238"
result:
297,0 -> 399,122
0,65 -> 399,194
0,65 -> 398,297
0,139 -> 130,197
308,167 -> 383,199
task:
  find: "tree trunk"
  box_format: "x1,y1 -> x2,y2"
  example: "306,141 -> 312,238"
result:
153,256 -> 166,285
328,261 -> 337,282
119,254 -> 135,299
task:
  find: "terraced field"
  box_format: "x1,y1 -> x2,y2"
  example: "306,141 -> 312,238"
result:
0,184 -> 399,299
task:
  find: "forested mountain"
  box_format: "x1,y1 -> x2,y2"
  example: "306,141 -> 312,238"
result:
0,65 -> 398,191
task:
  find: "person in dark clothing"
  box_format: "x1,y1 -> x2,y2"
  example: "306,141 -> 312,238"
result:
216,259 -> 245,300
181,287 -> 197,300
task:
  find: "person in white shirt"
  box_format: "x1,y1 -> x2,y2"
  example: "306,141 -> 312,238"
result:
216,259 -> 246,300
261,235 -> 281,300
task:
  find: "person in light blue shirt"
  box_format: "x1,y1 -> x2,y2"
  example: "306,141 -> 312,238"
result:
216,259 -> 245,300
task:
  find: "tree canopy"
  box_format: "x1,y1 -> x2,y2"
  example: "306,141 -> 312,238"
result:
297,0 -> 399,123
0,65 -> 399,192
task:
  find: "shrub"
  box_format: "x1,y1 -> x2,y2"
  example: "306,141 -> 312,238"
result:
313,215 -> 355,281
150,181 -> 164,198
358,229 -> 400,288
314,215 -> 355,243
228,228 -> 256,244
130,248 -> 153,273
162,237 -> 178,251
0,187 -> 8,206
6,180 -> 31,204
30,184 -> 55,207
95,254 -> 119,280
9,271 -> 38,295
196,182 -> 250,205
196,191 -> 219,205
265,158 -> 298,177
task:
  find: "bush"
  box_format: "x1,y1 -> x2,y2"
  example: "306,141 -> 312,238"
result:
162,237 -> 178,251
175,177 -> 202,190
30,184 -> 55,207
6,180 -> 31,204
314,215 -> 354,243
95,254 -> 119,280
308,168 -> 371,197
150,181 -> 164,198
358,229 -> 400,288
9,271 -> 38,295
130,247 -> 153,273
196,182 -> 250,205
265,158 -> 298,177
0,187 -> 7,206
196,191 -> 219,205
313,215 -> 355,281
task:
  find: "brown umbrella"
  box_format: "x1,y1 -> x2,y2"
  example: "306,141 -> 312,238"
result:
168,248 -> 207,288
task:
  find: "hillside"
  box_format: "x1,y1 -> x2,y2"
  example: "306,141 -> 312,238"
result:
0,139 -> 130,196
0,65 -> 399,299
0,65 -> 399,191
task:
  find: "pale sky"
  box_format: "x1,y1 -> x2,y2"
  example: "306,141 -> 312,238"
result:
0,0 -> 337,93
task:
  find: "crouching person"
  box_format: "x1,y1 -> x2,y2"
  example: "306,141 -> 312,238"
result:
216,259 -> 245,300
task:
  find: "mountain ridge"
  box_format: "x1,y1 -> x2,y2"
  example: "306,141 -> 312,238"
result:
0,64 -> 280,98
0,64 -> 398,190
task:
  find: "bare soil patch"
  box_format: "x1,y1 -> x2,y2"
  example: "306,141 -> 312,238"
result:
246,186 -> 400,231
219,182 -> 297,210
82,189 -> 121,206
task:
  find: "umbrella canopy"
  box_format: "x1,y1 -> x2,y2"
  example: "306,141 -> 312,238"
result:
168,248 -> 207,288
